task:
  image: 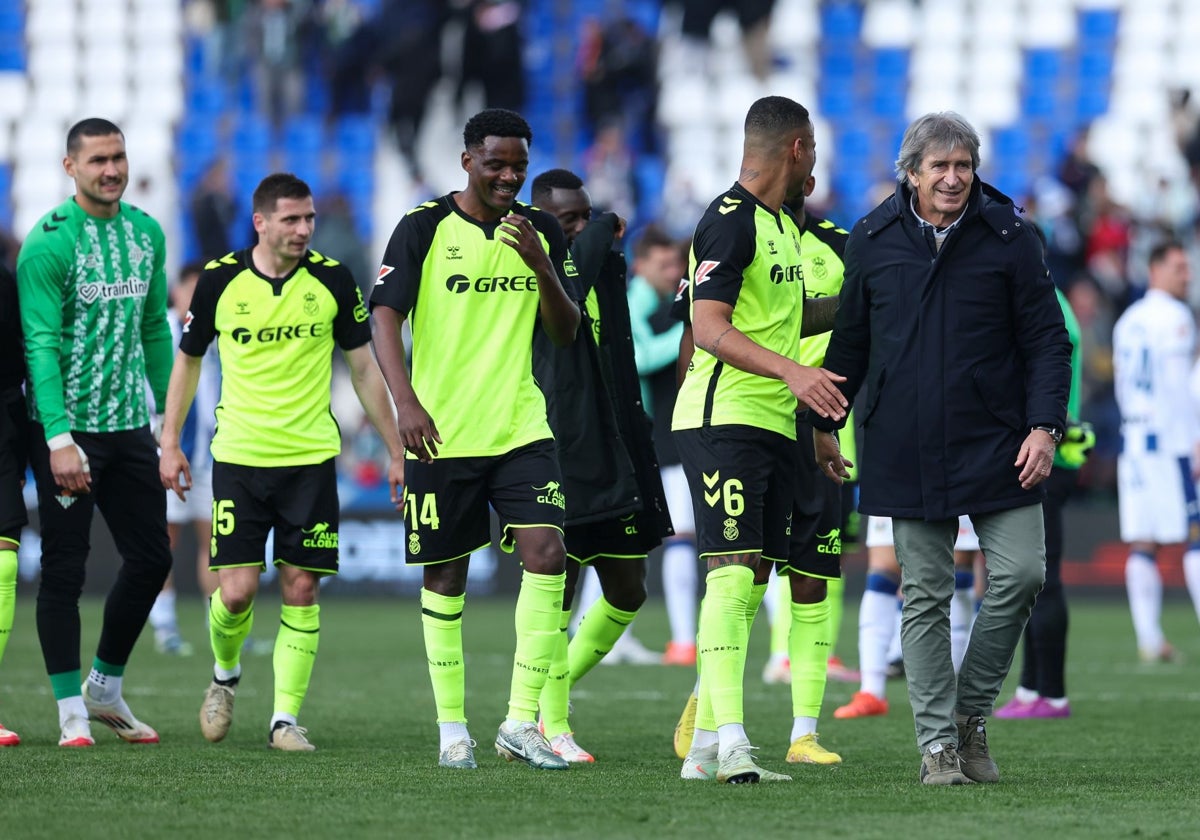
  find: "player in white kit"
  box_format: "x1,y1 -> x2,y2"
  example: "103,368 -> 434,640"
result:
1112,240 -> 1200,661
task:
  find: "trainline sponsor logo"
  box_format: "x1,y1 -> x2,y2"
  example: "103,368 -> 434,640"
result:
78,278 -> 149,304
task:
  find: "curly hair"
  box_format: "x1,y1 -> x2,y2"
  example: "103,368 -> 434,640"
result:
463,108 -> 533,150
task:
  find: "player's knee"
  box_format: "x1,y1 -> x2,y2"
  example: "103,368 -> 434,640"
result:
790,574 -> 826,604
607,581 -> 646,612
518,535 -> 566,575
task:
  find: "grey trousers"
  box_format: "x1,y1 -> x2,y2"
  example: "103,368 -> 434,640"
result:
893,504 -> 1046,752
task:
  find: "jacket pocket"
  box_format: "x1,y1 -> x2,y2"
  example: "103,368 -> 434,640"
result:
860,367 -> 887,427
971,365 -> 1023,431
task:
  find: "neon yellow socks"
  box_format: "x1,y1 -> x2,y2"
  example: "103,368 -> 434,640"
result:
568,596 -> 639,686
209,589 -> 253,676
539,609 -> 572,738
768,575 -> 790,660
697,564 -> 754,728
0,549 -> 16,664
421,588 -> 467,724
826,575 -> 845,655
789,599 -> 831,718
273,604 -> 319,718
508,570 -> 566,721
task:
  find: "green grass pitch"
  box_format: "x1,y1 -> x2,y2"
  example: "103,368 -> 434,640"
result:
1,595 -> 1196,839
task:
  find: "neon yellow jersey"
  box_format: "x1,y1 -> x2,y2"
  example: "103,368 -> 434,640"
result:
181,249 -> 370,467
795,216 -> 849,367
671,183 -> 805,439
371,194 -> 575,458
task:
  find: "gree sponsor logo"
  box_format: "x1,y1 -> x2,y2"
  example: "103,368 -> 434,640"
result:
301,521 -> 338,549
230,323 -> 326,344
770,264 -> 803,284
445,274 -> 539,294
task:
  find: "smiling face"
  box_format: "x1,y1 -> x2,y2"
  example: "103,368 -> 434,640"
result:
908,144 -> 974,228
461,135 -> 530,221
64,132 -> 129,218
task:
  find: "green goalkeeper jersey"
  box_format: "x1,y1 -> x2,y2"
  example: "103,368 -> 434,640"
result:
17,197 -> 172,439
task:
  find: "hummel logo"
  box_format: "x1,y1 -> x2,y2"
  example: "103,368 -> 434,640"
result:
702,471 -> 720,507
718,197 -> 741,215
42,211 -> 68,232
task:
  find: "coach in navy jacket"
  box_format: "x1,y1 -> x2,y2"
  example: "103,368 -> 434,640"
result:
811,112 -> 1071,786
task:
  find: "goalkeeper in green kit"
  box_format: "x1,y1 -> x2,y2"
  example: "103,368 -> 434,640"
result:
17,118 -> 173,747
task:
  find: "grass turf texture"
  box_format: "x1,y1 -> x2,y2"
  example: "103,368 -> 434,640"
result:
0,596 -> 1196,839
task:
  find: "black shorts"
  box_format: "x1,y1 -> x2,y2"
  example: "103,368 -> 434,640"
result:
778,421 -> 842,580
565,512 -> 652,564
0,388 -> 29,539
402,439 -> 565,565
674,424 -> 799,562
210,458 -> 340,575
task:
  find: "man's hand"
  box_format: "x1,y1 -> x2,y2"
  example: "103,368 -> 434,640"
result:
388,454 -> 405,510
814,429 -> 854,484
498,213 -> 554,274
1016,428 -> 1057,489
159,444 -> 192,502
396,396 -> 442,463
50,443 -> 91,496
786,365 -> 848,421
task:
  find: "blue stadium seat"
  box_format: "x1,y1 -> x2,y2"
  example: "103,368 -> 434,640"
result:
335,115 -> 376,153
177,121 -> 220,162
1076,87 -> 1109,121
282,115 -> 326,155
821,49 -> 857,79
992,127 -> 1031,158
835,129 -> 873,160
818,81 -> 857,120
187,81 -> 228,116
1025,49 -> 1062,83
821,3 -> 862,41
0,41 -> 23,71
1077,49 -> 1114,82
1022,88 -> 1057,119
232,114 -> 274,155
634,155 -> 665,224
626,0 -> 660,35
872,49 -> 908,81
1078,9 -> 1120,45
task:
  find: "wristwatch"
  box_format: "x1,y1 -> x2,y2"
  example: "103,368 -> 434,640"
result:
1032,424 -> 1063,445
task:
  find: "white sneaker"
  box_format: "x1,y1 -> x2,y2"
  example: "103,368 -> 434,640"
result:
680,742 -> 718,780
717,741 -> 792,783
761,656 -> 791,685
603,634 -> 662,665
82,683 -> 159,743
549,732 -> 595,763
59,714 -> 95,748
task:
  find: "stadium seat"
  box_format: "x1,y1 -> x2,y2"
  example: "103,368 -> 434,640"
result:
1021,1 -> 1076,49
0,72 -> 28,122
860,0 -> 915,48
1077,9 -> 1120,46
1025,49 -> 1063,84
232,114 -> 274,156
821,2 -> 862,43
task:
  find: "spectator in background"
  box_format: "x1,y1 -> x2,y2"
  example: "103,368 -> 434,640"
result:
458,1 -> 526,112
676,0 -> 777,82
625,226 -> 695,666
242,0 -> 308,128
1082,175 -> 1133,305
379,0 -> 448,184
190,159 -> 238,262
582,122 -> 637,223
578,16 -> 659,153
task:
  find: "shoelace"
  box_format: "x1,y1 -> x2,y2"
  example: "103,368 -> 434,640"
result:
445,739 -> 477,760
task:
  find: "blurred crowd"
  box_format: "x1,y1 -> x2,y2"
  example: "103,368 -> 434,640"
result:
5,0 -> 1200,505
